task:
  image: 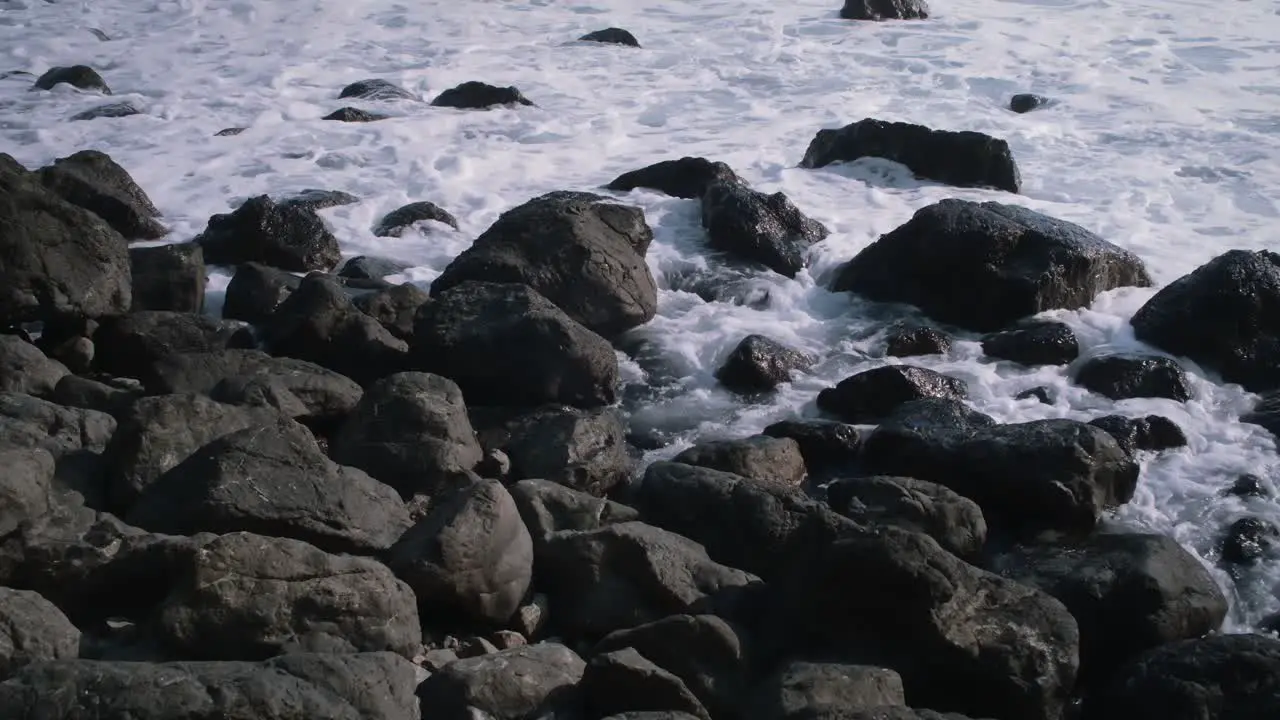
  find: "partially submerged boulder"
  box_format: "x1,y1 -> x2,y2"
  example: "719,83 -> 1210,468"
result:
36,149 -> 165,241
195,195 -> 341,273
700,181 -> 829,278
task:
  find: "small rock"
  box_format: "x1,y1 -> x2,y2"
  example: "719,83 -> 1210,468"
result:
322,107 -> 390,122
605,157 -> 739,199
476,448 -> 511,480
1221,517 -> 1279,566
983,321 -> 1080,366
339,78 -> 418,101
456,636 -> 500,658
839,0 -> 930,20
278,188 -> 360,211
69,101 -> 140,121
1087,414 -> 1188,455
514,594 -> 549,639
491,630 -> 527,650
745,661 -> 906,720
215,127 -> 246,136
32,65 -> 111,93
582,648 -> 712,720
422,647 -> 459,671
817,365 -> 967,424
431,81 -> 535,109
222,262 -> 303,324
762,419 -> 862,475
1227,474 -> 1269,498
339,255 -> 410,281
352,282 -> 430,340
374,200 -> 459,236
1076,354 -> 1191,401
416,643 -> 585,720
715,334 -> 815,392
0,335 -> 68,397
579,28 -> 641,47
1010,93 -> 1049,113
701,181 -> 829,278
1017,386 -> 1053,404
672,435 -> 807,487
885,322 -> 951,357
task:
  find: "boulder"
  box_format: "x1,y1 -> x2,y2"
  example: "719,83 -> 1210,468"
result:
800,119 -> 1015,192
980,320 -> 1079,366
92,311 -> 254,379
510,478 -> 639,544
322,107 -> 389,122
816,365 -> 967,424
51,375 -> 142,417
580,28 -> 642,47
339,255 -> 410,281
1130,249 -> 1280,392
373,200 -> 459,236
416,643 -> 585,720
762,418 -> 862,476
129,242 -> 206,313
830,199 -> 1153,332
715,334 -> 815,392
1010,93 -> 1049,113
0,334 -> 68,397
195,195 -> 341,273
885,322 -> 952,357
472,404 -> 630,495
0,448 -> 57,537
826,476 -> 988,560
277,189 -> 360,212
583,648 -> 711,720
412,281 -> 620,409
744,661 -> 906,720
605,157 -> 739,199
222,262 -> 302,324
0,393 -> 116,503
840,0 -> 930,21
32,65 -> 111,93
339,78 -> 418,101
431,81 -> 535,109
352,282 -> 430,340
700,181 -> 829,278
1219,517 -> 1277,565
671,435 -> 807,487
0,587 -> 80,680
1087,414 -> 1188,455
430,191 -> 656,337
36,149 -> 165,241
1075,353 -> 1191,401
71,102 -> 141,122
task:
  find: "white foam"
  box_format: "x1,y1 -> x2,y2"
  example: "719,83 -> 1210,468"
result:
4,0 -> 1279,628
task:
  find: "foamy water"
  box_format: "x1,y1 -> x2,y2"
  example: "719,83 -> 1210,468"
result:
3,0 -> 1279,628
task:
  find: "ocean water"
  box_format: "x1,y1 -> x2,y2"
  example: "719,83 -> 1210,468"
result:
2,0 -> 1279,628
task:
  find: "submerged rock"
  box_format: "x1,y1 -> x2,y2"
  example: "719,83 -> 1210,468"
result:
839,0 -> 930,21
579,28 -> 642,47
606,157 -> 740,199
338,78 -> 418,101
32,65 -> 111,93
431,81 -> 535,109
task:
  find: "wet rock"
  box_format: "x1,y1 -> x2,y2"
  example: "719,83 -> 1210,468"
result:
1087,414 -> 1188,455
69,101 -> 141,121
431,81 -> 535,109
800,119 -> 1015,191
412,281 -> 620,409
816,365 -> 967,424
154,531 -> 420,659
0,334 -> 68,397
1131,249 -> 1280,392
700,181 -> 829,278
860,399 -> 1139,538
338,78 -> 418,101
32,65 -> 110,93
1220,517 -> 1278,566
762,418 -> 862,475
330,372 -> 483,498
352,282 -> 429,340
981,320 -> 1079,366
130,242 -> 206,313
196,195 -> 341,272
1076,353 -> 1191,401
430,191 -> 657,337
277,188 -> 360,212
840,0 -> 930,20
34,149 -> 163,241
1010,93 -> 1049,113
715,334 -> 815,392
472,404 -> 631,495
416,643 -> 585,720
744,661 -> 906,720
833,200 -> 1152,332
0,587 -> 80,679
222,262 -> 302,324
1016,386 -> 1053,404
671,435 -> 807,487
1227,473 -> 1268,498
92,311 -> 254,379
885,322 -> 952,357
322,106 -> 389,122
373,200 -> 459,236
510,479 -> 638,545
127,417 -> 411,555
605,157 -> 739,199
988,532 -> 1228,688
583,648 -> 712,720
1242,390 -> 1280,441
215,126 -> 246,136
579,28 -> 642,47
826,475 -> 987,560
665,264 -> 773,309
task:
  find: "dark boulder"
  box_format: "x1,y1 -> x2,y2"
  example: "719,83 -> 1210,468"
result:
69,101 -> 142,121
0,587 -> 81,679
36,149 -> 165,241
832,200 -> 1152,332
352,282 -> 429,340
671,436 -> 807,487
32,65 -> 110,93
338,255 -> 408,281
222,262 -> 302,324
840,0 -> 930,21
412,281 -> 620,409
826,475 -> 988,560
700,181 -> 829,278
93,311 -> 254,379
816,365 -> 967,424
373,200 -> 459,236
431,81 -> 535,109
762,418 -> 862,475
510,478 -> 638,544
1087,414 -> 1188,455
1075,353 -> 1191,401
430,191 -> 656,337
0,334 -> 68,397
981,320 -> 1079,366
195,195 -> 341,273
338,78 -> 418,101
579,28 -> 642,47
885,322 -> 951,357
715,334 -> 815,392
800,119 -> 1015,192
416,643 -> 585,720
1010,93 -> 1049,113
1242,390 -> 1280,441
582,648 -> 711,720
471,404 -> 630,495
0,393 -> 117,504
129,242 -> 206,313
606,157 -> 739,199
322,107 -> 389,122
1220,517 -> 1278,566
744,661 -> 906,720
1130,249 -> 1280,392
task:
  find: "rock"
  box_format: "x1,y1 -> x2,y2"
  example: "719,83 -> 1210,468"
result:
1075,353 -> 1191,401
490,630 -> 526,649
605,157 -> 739,199
715,335 -> 815,393
762,419 -> 862,476
36,149 -> 165,241
456,636 -> 500,658
816,365 -> 967,424
277,188 -> 360,212
510,478 -> 639,544
322,107 -> 389,122
988,532 -> 1227,688
373,201 -> 459,236
592,614 -> 750,720
1016,386 -> 1053,404
0,587 -> 80,680
0,334 -> 68,396
745,661 -> 906,720
259,273 -> 408,384
0,154 -> 132,326
51,374 -> 142,417
860,399 -> 1139,538
339,255 -> 410,280
430,192 -> 656,337
195,195 -> 341,273
412,281 -> 620,409
1086,633 -> 1280,720
1220,517 -> 1278,566
127,418 -> 412,555
416,643 -> 585,720
826,476 -> 988,560
537,522 -> 759,640
774,526 -> 1078,720
981,320 -> 1079,366
840,0 -> 930,21
69,101 -> 142,121
339,78 -> 418,101
222,262 -> 302,324
513,594 -> 550,640
32,65 -> 110,93
473,404 -> 631,495
331,372 -> 483,498
1227,474 -> 1268,498
215,127 -> 245,136
635,461 -> 858,582
129,242 -> 206,313
1010,93 -> 1049,113
93,311 -> 254,379
352,282 -> 429,340
0,448 -> 55,543
431,81 -> 535,109
671,436 -> 807,487
700,181 -> 829,278
1130,249 -> 1280,392
1242,390 -> 1280,441
143,349 -> 363,426
579,28 -> 642,47
665,264 -> 773,309
885,322 -> 951,357
832,200 -> 1152,332
0,393 -> 117,503
583,648 -> 712,720
1087,414 -> 1188,455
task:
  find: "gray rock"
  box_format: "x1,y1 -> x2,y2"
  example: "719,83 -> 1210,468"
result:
817,365 -> 967,424
0,335 -> 68,397
473,404 -> 631,495
745,661 -> 906,720
416,643 -> 585,719
0,587 -> 80,680
671,435 -> 807,487
826,476 -> 988,560
510,478 -> 639,544
36,149 -> 165,241
130,242 -> 206,313
582,648 -> 711,720
340,78 -> 419,101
